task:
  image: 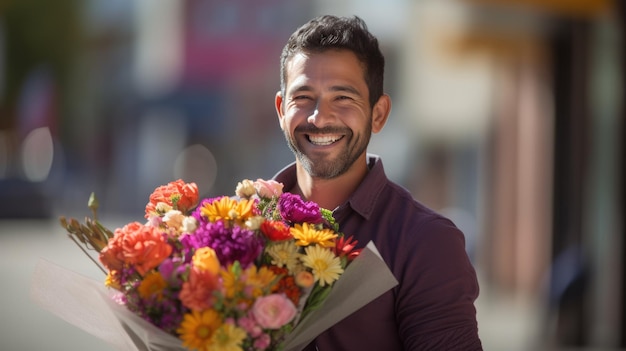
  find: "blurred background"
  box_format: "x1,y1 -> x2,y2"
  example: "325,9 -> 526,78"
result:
0,0 -> 623,350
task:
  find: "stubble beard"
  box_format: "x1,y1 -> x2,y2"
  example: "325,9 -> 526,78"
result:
284,123 -> 372,179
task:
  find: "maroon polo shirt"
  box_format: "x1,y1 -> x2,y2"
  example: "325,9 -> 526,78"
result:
274,155 -> 482,351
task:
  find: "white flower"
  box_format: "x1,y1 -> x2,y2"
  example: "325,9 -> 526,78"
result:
245,216 -> 265,230
235,179 -> 257,199
155,202 -> 173,215
163,210 -> 185,229
182,216 -> 198,233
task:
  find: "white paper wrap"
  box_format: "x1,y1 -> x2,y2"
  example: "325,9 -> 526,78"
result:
30,241 -> 398,351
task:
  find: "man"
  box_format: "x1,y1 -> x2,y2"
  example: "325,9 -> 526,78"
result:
273,15 -> 482,350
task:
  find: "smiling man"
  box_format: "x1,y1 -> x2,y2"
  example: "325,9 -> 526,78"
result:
273,15 -> 482,350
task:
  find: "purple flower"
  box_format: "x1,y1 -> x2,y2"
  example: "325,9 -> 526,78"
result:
178,233 -> 195,263
189,220 -> 263,268
158,258 -> 175,279
159,257 -> 185,288
136,294 -> 185,334
278,193 -> 323,224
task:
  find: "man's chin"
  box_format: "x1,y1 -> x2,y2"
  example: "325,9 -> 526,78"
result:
298,158 -> 346,179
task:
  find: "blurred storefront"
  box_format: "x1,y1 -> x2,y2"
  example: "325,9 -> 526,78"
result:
398,0 -> 623,348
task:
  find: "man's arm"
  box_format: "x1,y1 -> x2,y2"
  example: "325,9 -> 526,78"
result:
396,218 -> 483,350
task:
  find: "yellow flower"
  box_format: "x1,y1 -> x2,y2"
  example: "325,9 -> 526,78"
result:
220,264 -> 244,300
300,245 -> 344,287
220,264 -> 277,300
104,271 -> 121,290
244,265 -> 277,298
265,241 -> 301,273
210,323 -> 247,351
137,271 -> 167,300
234,198 -> 256,223
193,247 -> 220,274
201,197 -> 256,224
290,223 -> 338,248
177,309 -> 222,351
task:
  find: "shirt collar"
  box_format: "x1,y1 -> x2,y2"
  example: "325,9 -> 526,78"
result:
347,154 -> 387,220
272,154 -> 388,221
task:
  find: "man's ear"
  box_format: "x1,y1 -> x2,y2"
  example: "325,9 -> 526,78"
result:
372,94 -> 391,133
275,91 -> 285,130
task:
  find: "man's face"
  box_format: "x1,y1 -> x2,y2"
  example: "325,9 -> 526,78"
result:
276,49 -> 373,179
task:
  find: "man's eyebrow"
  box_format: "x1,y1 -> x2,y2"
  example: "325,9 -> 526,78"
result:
288,84 -> 361,97
287,84 -> 313,96
330,85 -> 361,97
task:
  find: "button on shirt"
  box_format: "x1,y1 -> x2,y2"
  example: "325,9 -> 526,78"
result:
273,155 -> 482,351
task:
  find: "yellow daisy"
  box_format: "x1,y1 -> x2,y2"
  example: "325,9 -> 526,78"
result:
265,241 -> 301,273
177,309 -> 222,351
220,264 -> 245,300
243,265 -> 277,298
201,197 -> 255,224
234,198 -> 256,222
290,222 -> 338,248
300,245 -> 344,287
210,323 -> 247,351
137,271 -> 167,300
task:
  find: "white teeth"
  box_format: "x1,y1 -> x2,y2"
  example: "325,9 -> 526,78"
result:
308,135 -> 341,145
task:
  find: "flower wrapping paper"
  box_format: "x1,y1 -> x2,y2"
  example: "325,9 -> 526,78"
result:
30,241 -> 398,351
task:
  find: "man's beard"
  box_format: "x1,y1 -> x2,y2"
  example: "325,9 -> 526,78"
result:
284,123 -> 371,179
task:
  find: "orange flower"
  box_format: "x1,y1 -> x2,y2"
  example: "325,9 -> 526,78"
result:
145,179 -> 199,218
260,220 -> 292,241
295,271 -> 314,289
179,266 -> 220,311
138,271 -> 167,300
100,231 -> 127,272
101,222 -> 173,276
269,266 -> 301,305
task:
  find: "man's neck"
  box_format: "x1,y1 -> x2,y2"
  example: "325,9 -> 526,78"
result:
293,156 -> 369,210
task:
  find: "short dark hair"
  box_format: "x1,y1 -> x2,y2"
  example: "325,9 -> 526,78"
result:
279,15 -> 385,108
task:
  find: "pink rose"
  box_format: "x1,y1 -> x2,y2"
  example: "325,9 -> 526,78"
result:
252,294 -> 297,329
254,179 -> 283,198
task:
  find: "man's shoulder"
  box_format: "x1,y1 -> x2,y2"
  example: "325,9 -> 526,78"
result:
380,179 -> 440,218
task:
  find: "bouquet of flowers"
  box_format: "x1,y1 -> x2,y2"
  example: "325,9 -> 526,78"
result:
31,178 -> 398,351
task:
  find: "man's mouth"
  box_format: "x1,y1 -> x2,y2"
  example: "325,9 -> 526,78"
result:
307,134 -> 344,146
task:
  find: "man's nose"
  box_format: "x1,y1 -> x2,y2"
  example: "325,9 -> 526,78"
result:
306,101 -> 334,126
307,108 -> 319,124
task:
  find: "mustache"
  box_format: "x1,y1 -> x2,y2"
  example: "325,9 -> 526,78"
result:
295,125 -> 350,134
